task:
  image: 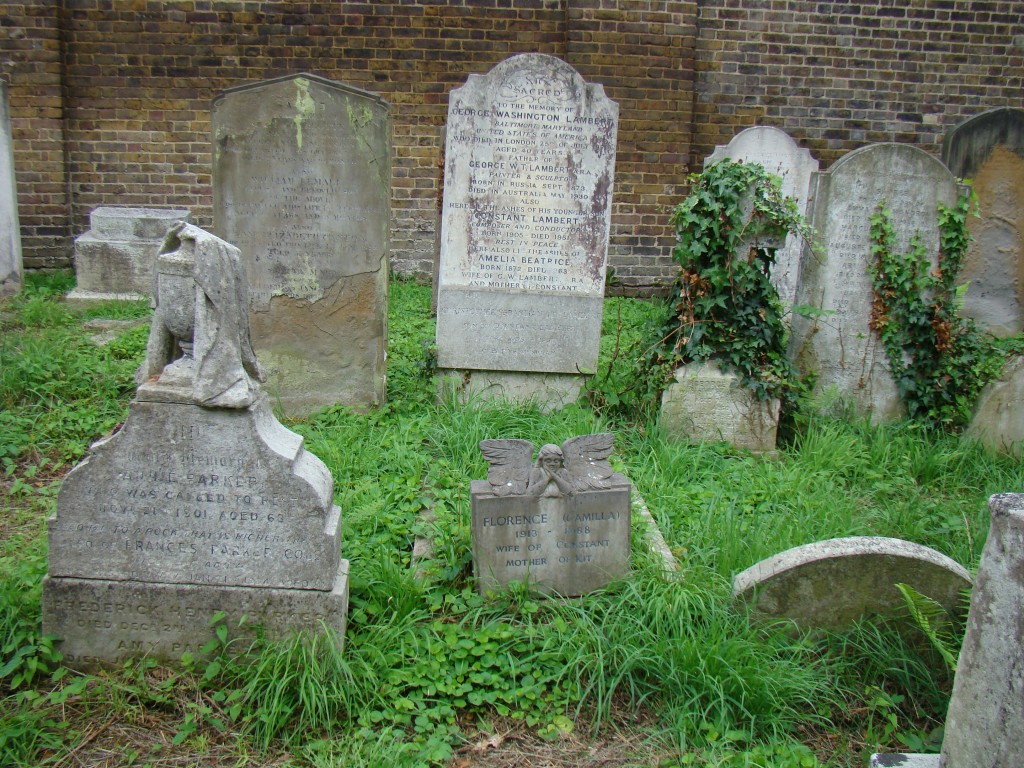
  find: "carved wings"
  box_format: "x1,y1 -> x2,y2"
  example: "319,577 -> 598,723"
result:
479,433 -> 616,496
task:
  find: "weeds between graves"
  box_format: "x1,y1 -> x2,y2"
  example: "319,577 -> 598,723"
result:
3,274 -> 1024,767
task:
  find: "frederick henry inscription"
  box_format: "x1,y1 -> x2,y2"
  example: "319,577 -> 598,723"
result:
436,54 -> 618,374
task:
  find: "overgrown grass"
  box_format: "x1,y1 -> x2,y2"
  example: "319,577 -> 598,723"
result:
1,273 -> 1018,766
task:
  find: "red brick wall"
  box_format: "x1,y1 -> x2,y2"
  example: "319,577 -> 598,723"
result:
694,0 -> 1024,170
1,1 -> 1022,289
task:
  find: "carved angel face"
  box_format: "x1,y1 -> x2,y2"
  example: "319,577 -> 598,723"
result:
537,444 -> 564,471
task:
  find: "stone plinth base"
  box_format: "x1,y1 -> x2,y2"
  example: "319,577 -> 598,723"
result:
439,370 -> 585,412
42,563 -> 348,668
659,363 -> 779,452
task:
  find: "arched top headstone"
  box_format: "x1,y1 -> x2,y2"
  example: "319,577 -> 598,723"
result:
942,107 -> 1024,178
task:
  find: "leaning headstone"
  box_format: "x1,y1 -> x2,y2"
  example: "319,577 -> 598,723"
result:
705,126 -> 818,308
732,537 -> 972,632
940,493 -> 1024,766
789,144 -> 963,421
435,53 -> 618,408
659,363 -> 779,452
213,73 -> 390,416
943,108 -> 1024,337
472,434 -> 630,596
67,207 -> 189,302
42,223 -> 348,667
0,81 -> 21,297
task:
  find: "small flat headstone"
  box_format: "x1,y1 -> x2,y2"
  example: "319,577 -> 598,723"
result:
0,81 -> 22,297
733,536 -> 971,631
943,108 -> 1024,337
705,126 -> 818,308
67,207 -> 190,302
472,435 -> 630,596
789,144 -> 963,422
434,53 -> 618,407
213,73 -> 390,416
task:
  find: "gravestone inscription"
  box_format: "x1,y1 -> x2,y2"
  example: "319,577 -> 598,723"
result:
789,144 -> 963,421
705,126 -> 818,308
214,73 -> 390,416
435,54 -> 618,406
471,434 -> 630,596
943,107 -> 1024,337
42,224 -> 348,666
0,81 -> 21,297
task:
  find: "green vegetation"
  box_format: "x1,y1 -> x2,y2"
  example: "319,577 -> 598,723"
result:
2,273 -> 1021,767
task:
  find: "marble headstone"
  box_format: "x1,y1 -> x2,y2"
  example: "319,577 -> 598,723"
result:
705,126 -> 818,308
0,81 -> 21,297
733,537 -> 971,632
67,207 -> 190,302
789,144 -> 963,421
435,54 -> 618,407
472,435 -> 630,596
213,73 -> 390,416
943,107 -> 1024,337
43,224 -> 348,667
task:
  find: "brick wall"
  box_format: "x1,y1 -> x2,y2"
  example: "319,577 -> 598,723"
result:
694,0 -> 1024,170
1,1 -> 1021,288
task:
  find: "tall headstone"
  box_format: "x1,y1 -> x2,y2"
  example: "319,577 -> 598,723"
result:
0,81 -> 22,297
42,224 -> 348,666
940,493 -> 1024,767
472,435 -> 630,596
435,54 -> 618,407
67,207 -> 190,302
789,144 -> 963,421
213,73 -> 390,416
943,108 -> 1024,337
705,126 -> 818,308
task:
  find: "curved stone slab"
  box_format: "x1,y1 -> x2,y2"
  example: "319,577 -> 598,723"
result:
733,536 -> 972,631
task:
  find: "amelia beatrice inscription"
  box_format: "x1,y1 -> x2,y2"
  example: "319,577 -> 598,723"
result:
471,434 -> 631,596
43,224 -> 348,666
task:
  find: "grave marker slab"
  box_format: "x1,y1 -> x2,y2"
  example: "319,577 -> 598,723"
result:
213,73 -> 390,416
789,144 -> 962,421
435,54 -> 618,406
43,224 -> 348,667
472,435 -> 630,596
943,108 -> 1024,337
0,81 -> 21,297
67,207 -> 190,302
705,126 -> 818,308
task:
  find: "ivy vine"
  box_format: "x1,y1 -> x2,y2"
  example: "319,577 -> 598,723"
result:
645,159 -> 814,411
868,192 -> 1003,431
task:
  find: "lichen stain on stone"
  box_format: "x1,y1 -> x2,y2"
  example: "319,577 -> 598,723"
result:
292,79 -> 317,150
346,99 -> 389,189
280,253 -> 324,304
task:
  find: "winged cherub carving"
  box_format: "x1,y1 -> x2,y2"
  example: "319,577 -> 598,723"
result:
479,434 -> 616,497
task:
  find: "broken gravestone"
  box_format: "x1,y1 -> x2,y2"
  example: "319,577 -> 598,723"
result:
213,73 -> 390,416
42,223 -> 348,667
966,354 -> 1024,458
67,206 -> 190,302
732,536 -> 971,632
434,53 -> 618,409
471,434 -> 630,596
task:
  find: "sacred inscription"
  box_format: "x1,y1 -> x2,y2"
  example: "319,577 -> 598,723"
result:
471,435 -> 631,596
436,54 -> 618,374
48,401 -> 339,591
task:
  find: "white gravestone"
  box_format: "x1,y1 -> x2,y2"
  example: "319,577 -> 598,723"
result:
789,144 -> 963,421
435,54 -> 618,407
472,435 -> 630,596
43,224 -> 348,667
68,207 -> 190,302
214,73 -> 390,416
705,126 -> 818,309
0,81 -> 22,297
